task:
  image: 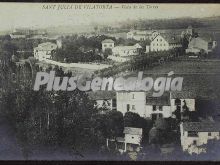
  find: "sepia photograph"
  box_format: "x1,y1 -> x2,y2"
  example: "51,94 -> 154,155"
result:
0,3 -> 220,161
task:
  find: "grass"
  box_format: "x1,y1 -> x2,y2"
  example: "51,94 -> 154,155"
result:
125,59 -> 220,99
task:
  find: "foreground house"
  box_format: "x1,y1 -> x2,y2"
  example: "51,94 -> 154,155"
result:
180,121 -> 220,154
116,91 -> 196,120
34,42 -> 58,61
107,127 -> 142,153
116,91 -> 173,119
186,37 -> 217,54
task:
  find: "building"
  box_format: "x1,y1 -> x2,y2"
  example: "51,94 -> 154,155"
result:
10,28 -> 47,39
107,127 -> 143,153
180,121 -> 220,154
186,36 -> 217,54
34,42 -> 58,61
170,92 -> 196,112
112,45 -> 140,57
87,91 -> 116,111
148,34 -> 182,52
107,43 -> 142,62
126,30 -> 160,41
10,32 -> 26,39
116,91 -> 173,119
116,91 -> 197,120
102,39 -> 115,52
145,93 -> 172,120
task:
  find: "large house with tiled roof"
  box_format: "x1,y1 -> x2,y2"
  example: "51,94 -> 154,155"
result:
146,34 -> 182,53
116,91 -> 197,120
116,91 -> 173,120
186,36 -> 217,54
180,121 -> 220,154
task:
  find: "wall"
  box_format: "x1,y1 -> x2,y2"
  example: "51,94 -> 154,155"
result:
116,92 -> 146,117
125,134 -> 142,145
145,105 -> 172,118
170,99 -> 195,113
34,50 -> 52,61
150,35 -> 169,52
102,42 -> 114,52
180,123 -> 220,154
112,47 -> 138,57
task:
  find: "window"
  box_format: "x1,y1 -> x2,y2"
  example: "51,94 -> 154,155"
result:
158,113 -> 163,118
132,105 -> 135,110
127,104 -> 130,112
132,94 -> 135,99
104,44 -> 107,47
208,132 -> 212,136
160,39 -> 162,42
112,99 -> 116,109
159,106 -> 162,111
109,44 -> 112,47
157,39 -> 158,41
193,140 -> 197,145
132,136 -> 134,139
153,105 -> 156,111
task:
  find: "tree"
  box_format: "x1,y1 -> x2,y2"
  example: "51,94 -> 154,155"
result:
105,111 -> 124,138
124,112 -> 153,145
103,48 -> 112,59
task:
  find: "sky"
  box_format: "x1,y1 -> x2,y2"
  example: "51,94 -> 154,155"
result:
0,3 -> 220,31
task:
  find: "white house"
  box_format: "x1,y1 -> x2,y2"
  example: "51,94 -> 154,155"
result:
87,91 -> 116,111
102,39 -> 115,52
180,121 -> 220,154
126,30 -> 160,41
107,127 -> 142,153
34,42 -> 58,61
186,37 -> 217,54
112,45 -> 139,57
170,92 -> 196,113
116,91 -> 172,119
148,34 -> 182,52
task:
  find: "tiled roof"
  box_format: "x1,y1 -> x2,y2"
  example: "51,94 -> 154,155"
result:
87,91 -> 116,100
123,127 -> 143,135
102,39 -> 114,43
171,91 -> 197,99
158,34 -> 181,44
146,92 -> 171,106
182,122 -> 220,132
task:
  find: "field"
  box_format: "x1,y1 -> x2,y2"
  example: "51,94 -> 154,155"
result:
125,59 -> 220,99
